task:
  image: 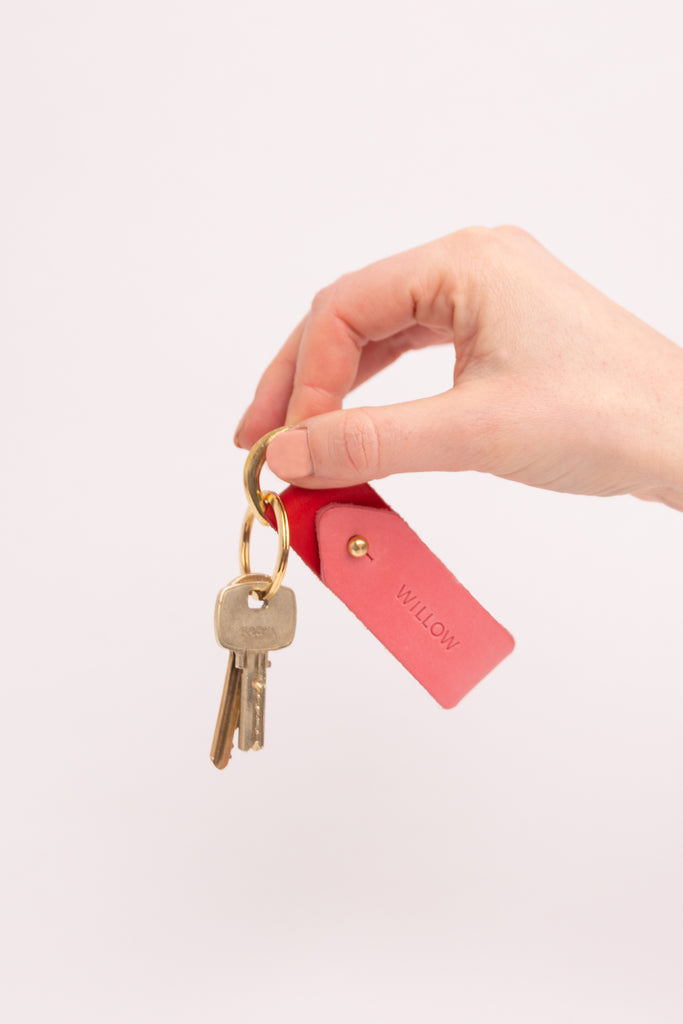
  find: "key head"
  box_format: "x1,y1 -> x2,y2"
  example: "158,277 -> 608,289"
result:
215,576 -> 297,652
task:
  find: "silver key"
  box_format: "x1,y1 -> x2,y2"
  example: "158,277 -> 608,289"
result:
214,573 -> 296,752
238,650 -> 268,752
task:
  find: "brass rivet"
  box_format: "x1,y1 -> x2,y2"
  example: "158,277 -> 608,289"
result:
347,535 -> 369,558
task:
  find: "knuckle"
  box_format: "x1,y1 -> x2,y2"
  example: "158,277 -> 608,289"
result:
310,275 -> 346,315
337,410 -> 381,476
451,226 -> 508,292
454,226 -> 510,277
494,223 -> 536,242
310,284 -> 333,314
455,224 -> 498,254
454,225 -> 541,283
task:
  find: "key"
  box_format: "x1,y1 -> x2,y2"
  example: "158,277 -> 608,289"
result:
210,652 -> 241,769
216,575 -> 296,751
210,574 -> 265,769
214,573 -> 296,753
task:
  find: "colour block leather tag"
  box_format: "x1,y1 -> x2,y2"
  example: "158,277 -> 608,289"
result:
268,484 -> 514,709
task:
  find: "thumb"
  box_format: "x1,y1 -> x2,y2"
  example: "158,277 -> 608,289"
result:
265,387 -> 492,488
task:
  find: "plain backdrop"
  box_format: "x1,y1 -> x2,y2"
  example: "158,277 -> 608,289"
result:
1,1 -> 682,1021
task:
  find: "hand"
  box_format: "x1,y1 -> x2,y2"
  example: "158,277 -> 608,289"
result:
235,227 -> 683,512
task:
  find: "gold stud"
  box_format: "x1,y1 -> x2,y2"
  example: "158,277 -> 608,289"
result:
347,535 -> 369,558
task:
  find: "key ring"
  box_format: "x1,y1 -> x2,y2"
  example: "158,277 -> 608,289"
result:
243,425 -> 292,526
239,490 -> 290,602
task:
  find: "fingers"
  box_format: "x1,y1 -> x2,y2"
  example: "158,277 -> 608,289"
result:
236,321 -> 452,450
285,241 -> 467,426
236,231 -> 485,449
265,385 -> 492,488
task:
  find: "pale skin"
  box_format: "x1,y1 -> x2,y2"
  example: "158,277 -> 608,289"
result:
235,226 -> 683,513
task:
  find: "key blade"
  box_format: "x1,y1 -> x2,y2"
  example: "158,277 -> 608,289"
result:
210,653 -> 241,770
238,650 -> 268,752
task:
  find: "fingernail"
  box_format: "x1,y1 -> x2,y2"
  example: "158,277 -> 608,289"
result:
233,411 -> 248,447
266,427 -> 313,480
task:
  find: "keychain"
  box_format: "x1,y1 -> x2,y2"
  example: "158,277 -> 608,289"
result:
211,427 -> 515,770
210,427 -> 296,768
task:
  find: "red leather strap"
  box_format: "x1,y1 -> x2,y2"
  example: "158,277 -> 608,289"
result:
266,484 -> 390,577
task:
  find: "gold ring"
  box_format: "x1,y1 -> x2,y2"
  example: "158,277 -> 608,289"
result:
239,490 -> 290,601
243,426 -> 292,526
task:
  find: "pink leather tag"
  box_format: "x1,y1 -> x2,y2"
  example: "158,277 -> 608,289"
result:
316,504 -> 514,709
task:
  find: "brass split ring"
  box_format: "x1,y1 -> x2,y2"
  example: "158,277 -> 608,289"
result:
239,489 -> 290,602
243,425 -> 291,526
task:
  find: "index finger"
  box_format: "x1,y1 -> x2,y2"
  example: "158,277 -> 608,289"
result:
285,234 -> 469,424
